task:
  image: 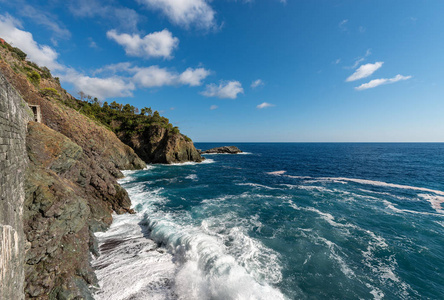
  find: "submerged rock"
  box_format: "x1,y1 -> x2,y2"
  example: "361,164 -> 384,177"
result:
202,146 -> 243,154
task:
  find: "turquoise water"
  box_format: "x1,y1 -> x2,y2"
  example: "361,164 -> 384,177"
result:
93,143 -> 444,299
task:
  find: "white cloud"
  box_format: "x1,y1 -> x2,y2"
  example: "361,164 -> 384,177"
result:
201,81 -> 244,99
257,102 -> 274,109
133,66 -> 210,88
0,14 -> 62,70
355,74 -> 412,91
179,67 -> 211,86
61,69 -> 136,99
136,0 -> 216,29
133,66 -> 176,87
210,105 -> 218,110
251,79 -> 264,89
107,29 -> 179,59
346,62 -> 383,82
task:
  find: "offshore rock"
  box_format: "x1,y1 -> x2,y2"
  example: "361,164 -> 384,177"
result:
202,146 -> 243,154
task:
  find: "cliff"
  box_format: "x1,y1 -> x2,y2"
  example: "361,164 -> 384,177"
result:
0,40 -> 205,299
120,124 -> 203,164
0,38 -> 203,299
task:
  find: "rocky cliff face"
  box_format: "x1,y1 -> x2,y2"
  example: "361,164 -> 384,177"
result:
24,122 -> 143,299
0,44 -> 150,298
1,40 -> 204,299
122,125 -> 203,164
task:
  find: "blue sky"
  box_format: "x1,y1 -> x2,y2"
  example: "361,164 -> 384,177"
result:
0,0 -> 443,142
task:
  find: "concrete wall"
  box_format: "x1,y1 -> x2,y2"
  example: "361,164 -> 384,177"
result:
0,72 -> 31,300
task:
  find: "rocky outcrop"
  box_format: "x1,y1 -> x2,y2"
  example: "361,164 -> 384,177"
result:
202,146 -> 242,154
0,71 -> 32,300
121,124 -> 203,164
0,44 -> 148,298
0,39 -> 204,299
23,120 -> 144,299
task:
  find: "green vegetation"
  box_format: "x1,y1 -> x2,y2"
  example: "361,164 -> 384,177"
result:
27,70 -> 41,86
40,87 -> 61,98
11,47 -> 27,60
56,92 -> 184,141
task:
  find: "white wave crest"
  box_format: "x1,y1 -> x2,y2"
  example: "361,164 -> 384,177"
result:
165,158 -> 215,166
144,216 -> 286,300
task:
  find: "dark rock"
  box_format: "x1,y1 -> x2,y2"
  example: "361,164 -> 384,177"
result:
23,121 -> 143,299
120,124 -> 204,164
202,146 -> 242,154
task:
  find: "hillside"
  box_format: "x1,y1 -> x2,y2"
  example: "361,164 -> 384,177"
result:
0,40 -> 201,298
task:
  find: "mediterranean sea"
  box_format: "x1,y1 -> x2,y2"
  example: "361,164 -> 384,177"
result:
92,143 -> 444,299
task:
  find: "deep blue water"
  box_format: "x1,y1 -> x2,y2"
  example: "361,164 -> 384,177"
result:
93,143 -> 444,300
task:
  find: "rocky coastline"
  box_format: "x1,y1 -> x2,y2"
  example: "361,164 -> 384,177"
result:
0,43 -> 203,299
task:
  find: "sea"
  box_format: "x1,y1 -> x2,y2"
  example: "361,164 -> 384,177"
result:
92,143 -> 444,300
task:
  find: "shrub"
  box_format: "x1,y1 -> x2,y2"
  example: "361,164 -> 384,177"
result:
40,87 -> 61,98
11,47 -> 27,60
41,67 -> 52,79
27,70 -> 41,86
27,61 -> 42,72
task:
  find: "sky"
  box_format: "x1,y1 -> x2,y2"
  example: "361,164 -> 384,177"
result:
0,0 -> 443,142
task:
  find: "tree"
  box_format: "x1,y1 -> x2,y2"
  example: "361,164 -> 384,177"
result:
110,101 -> 121,111
78,91 -> 86,101
140,107 -> 152,116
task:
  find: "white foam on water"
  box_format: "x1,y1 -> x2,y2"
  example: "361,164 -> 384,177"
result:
365,284 -> 385,300
185,174 -> 198,180
322,177 -> 444,196
236,182 -> 281,190
382,200 -> 443,217
316,236 -> 356,278
418,194 -> 444,214
283,173 -> 444,196
435,221 -> 444,228
144,215 -> 286,300
164,158 -> 215,166
93,185 -> 176,300
266,170 -> 287,175
95,172 -> 287,300
297,185 -> 334,193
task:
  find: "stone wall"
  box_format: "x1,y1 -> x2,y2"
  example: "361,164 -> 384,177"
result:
0,71 -> 32,300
